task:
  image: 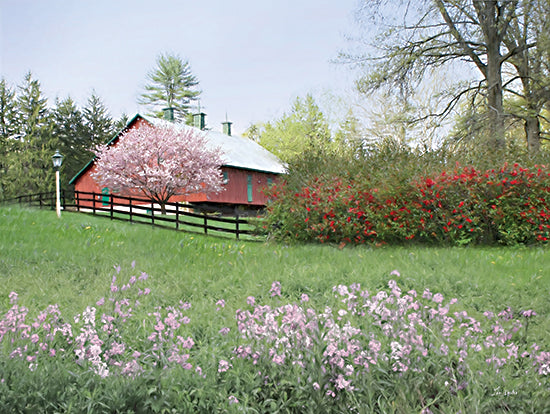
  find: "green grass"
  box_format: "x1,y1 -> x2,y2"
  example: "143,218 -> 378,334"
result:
1,206 -> 550,412
1,206 -> 549,340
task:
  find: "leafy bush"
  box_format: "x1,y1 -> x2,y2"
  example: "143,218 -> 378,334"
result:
1,264 -> 549,412
263,162 -> 550,246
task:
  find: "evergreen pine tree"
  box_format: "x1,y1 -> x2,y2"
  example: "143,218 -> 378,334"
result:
0,79 -> 19,199
83,91 -> 115,145
6,72 -> 58,196
139,53 -> 201,122
53,96 -> 86,186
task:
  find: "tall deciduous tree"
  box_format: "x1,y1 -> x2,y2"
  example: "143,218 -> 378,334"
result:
139,53 -> 201,122
246,94 -> 333,163
347,0 -> 531,152
503,0 -> 550,153
92,124 -> 224,214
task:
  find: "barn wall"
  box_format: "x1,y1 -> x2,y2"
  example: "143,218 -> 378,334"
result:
183,167 -> 279,206
72,117 -> 281,209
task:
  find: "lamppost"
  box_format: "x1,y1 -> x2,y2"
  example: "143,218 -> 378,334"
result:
52,150 -> 64,218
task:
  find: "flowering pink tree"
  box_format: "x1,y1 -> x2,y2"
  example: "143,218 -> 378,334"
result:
92,123 -> 224,214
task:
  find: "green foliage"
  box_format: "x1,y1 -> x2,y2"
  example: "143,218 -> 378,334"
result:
246,94 -> 339,164
139,53 -> 201,122
0,74 -> 120,200
263,145 -> 550,246
0,212 -> 548,413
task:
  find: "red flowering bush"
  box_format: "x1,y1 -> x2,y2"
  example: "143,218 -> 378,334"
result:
264,163 -> 550,246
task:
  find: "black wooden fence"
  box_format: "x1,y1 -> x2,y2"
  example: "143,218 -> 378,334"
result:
2,190 -> 258,240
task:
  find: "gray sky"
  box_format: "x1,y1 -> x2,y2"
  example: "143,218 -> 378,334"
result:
1,0 -> 360,135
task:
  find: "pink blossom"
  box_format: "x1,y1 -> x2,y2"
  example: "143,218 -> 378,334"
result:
92,123 -> 225,209
8,292 -> 18,305
228,395 -> 239,405
432,293 -> 444,304
247,296 -> 256,306
270,281 -> 281,297
218,359 -> 231,373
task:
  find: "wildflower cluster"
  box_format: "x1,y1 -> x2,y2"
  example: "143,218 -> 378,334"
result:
1,263 -> 199,380
231,279 -> 549,401
264,163 -> 550,245
1,265 -> 548,412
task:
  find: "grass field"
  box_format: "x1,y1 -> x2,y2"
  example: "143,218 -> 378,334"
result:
2,206 -> 548,318
1,206 -> 549,412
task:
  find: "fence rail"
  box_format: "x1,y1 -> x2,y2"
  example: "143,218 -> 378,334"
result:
2,190 -> 259,240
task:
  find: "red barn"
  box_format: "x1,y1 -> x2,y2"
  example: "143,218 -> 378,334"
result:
69,113 -> 286,211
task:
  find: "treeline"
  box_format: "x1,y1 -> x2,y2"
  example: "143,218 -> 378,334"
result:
0,72 -> 127,200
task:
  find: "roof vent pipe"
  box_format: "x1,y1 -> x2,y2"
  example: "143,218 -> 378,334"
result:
162,107 -> 175,122
222,120 -> 232,136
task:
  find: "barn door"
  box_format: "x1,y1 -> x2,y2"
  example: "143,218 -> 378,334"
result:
247,175 -> 253,203
101,187 -> 110,206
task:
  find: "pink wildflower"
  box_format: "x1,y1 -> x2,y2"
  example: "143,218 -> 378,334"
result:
218,359 -> 231,373
270,281 -> 281,297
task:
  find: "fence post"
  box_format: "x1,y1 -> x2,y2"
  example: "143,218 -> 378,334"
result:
129,197 -> 133,223
235,212 -> 240,240
175,203 -> 179,230
110,194 -> 114,220
203,211 -> 208,235
151,201 -> 155,226
62,190 -> 66,211
92,192 -> 96,214
76,191 -> 80,212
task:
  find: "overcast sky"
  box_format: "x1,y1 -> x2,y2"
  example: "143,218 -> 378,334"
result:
1,0 -> 361,135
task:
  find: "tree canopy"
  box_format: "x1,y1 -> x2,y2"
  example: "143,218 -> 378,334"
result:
139,53 -> 201,122
92,124 -> 224,213
345,0 -> 550,154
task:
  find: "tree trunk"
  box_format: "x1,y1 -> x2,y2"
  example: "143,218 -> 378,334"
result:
484,4 -> 506,151
525,114 -> 541,154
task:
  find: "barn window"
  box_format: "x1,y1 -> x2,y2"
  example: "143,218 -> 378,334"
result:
247,174 -> 253,202
267,177 -> 273,187
222,171 -> 229,185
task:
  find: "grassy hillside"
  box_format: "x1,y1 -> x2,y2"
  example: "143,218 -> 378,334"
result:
1,206 -> 548,319
1,206 -> 549,412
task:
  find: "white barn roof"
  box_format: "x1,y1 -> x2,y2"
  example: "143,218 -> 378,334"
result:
142,115 -> 286,175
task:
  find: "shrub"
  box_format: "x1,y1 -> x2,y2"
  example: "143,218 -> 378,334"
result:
263,163 -> 550,246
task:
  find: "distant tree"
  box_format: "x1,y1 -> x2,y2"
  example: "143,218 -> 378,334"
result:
83,92 -> 115,146
92,123 -> 224,214
247,94 -> 333,163
0,79 -> 18,198
346,0 -> 539,153
52,97 -> 86,185
502,0 -> 550,153
114,113 -> 130,132
139,53 -> 201,122
0,79 -> 18,142
4,72 -> 58,196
